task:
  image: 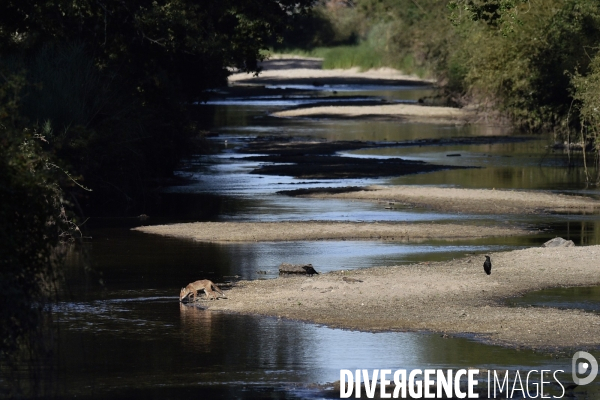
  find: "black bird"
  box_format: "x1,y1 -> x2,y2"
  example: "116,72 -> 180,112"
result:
302,264 -> 319,276
483,256 -> 492,275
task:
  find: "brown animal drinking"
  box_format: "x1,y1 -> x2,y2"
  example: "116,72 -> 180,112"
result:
179,280 -> 225,302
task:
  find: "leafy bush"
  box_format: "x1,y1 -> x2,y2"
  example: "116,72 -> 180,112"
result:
572,52 -> 600,183
0,71 -> 72,395
0,0 -> 315,214
284,0 -> 600,146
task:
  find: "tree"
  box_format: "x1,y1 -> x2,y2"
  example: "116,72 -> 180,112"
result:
0,0 -> 316,214
0,0 -> 315,393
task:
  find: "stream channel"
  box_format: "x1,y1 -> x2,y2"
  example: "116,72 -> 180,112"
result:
42,69 -> 600,399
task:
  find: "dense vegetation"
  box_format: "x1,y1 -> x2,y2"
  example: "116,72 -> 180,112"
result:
1,0 -> 314,214
280,0 -> 600,182
0,0 -> 313,391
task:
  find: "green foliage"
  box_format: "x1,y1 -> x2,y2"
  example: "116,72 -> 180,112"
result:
321,45 -> 382,70
0,131 -> 59,353
0,0 -> 316,392
0,0 -> 315,214
573,53 -> 600,138
450,0 -> 600,131
572,52 -> 600,183
287,0 -> 600,147
273,5 -> 358,49
0,71 -> 69,379
275,0 -> 451,77
449,0 -> 527,33
0,43 -> 182,213
0,0 -> 315,85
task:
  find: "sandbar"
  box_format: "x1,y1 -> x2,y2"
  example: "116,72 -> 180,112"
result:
134,221 -> 527,242
302,185 -> 600,215
272,104 -> 472,124
206,246 -> 600,349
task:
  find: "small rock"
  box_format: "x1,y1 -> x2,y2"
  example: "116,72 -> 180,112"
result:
542,237 -> 575,248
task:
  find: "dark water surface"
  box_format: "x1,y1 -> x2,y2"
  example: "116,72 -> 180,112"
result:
508,286 -> 600,314
26,83 -> 600,398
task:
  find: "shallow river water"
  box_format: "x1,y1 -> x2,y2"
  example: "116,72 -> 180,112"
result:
28,82 -> 600,398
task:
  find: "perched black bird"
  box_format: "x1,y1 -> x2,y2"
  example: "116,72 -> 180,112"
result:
483,256 -> 492,275
302,264 -> 319,276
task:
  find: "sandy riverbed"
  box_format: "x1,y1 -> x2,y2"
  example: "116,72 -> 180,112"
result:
272,103 -> 472,123
134,221 -> 527,242
301,185 -> 600,215
203,245 -> 600,350
228,56 -> 472,123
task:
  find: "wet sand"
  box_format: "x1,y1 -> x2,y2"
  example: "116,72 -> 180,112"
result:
302,185 -> 600,215
134,221 -> 527,242
205,246 -> 600,350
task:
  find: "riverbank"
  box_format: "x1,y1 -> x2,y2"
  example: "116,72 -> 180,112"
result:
204,245 -> 600,350
134,221 -> 527,242
298,185 -> 600,215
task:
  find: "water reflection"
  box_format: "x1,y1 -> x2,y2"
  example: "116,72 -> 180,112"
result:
180,303 -> 213,352
217,241 -> 517,279
353,141 -> 594,191
49,300 -> 580,398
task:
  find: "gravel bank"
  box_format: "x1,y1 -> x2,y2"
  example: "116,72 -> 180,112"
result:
134,221 -> 528,242
304,185 -> 600,215
205,246 -> 600,350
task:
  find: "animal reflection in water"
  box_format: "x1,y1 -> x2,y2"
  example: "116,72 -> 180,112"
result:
179,279 -> 226,302
179,303 -> 214,350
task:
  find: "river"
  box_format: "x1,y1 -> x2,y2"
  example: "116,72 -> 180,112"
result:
26,66 -> 600,398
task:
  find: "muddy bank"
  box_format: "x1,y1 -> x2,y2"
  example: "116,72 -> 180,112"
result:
205,246 -> 600,350
301,185 -> 600,215
134,221 -> 528,242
